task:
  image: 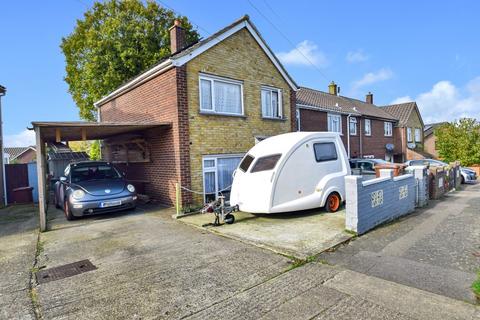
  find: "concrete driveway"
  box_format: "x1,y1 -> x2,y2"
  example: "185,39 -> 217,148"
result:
1,202 -> 478,319
319,183 -> 480,303
179,208 -> 353,259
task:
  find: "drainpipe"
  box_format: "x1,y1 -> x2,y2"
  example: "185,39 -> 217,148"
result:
359,118 -> 363,158
346,114 -> 351,158
0,86 -> 6,206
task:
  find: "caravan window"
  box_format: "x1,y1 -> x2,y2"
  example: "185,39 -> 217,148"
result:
239,154 -> 255,172
313,142 -> 337,162
251,154 -> 281,173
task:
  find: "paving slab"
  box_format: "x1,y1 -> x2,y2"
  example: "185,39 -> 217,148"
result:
0,205 -> 38,320
178,209 -> 352,259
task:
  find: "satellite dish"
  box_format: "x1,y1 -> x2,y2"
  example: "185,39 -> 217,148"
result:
385,143 -> 395,151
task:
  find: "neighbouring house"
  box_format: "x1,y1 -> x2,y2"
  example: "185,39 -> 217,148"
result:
47,142 -> 90,180
4,146 -> 36,164
296,83 -> 398,161
96,16 -> 297,206
381,102 -> 425,162
423,122 -> 448,159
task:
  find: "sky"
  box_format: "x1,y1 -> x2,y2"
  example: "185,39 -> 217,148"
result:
1,0 -> 479,147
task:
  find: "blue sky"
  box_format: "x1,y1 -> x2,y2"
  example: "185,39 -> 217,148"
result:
1,0 -> 479,146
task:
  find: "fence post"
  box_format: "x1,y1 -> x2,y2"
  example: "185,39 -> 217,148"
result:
345,175 -> 361,234
175,182 -> 182,217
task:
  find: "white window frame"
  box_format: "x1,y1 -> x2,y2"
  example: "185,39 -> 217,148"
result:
414,128 -> 421,142
199,74 -> 244,116
349,117 -> 357,135
407,127 -> 413,142
327,113 -> 342,133
296,109 -> 301,131
364,119 -> 372,136
202,154 -> 244,203
384,122 -> 393,137
261,86 -> 283,119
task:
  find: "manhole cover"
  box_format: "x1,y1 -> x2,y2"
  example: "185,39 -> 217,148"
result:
35,259 -> 97,284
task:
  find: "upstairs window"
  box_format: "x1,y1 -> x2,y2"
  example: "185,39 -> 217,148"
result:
328,114 -> 342,133
199,74 -> 243,115
415,128 -> 421,142
261,87 -> 282,119
407,127 -> 413,142
384,122 -> 393,137
364,119 -> 372,136
349,117 -> 357,135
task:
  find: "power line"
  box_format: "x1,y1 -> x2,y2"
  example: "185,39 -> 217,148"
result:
154,0 -> 212,35
245,0 -> 330,82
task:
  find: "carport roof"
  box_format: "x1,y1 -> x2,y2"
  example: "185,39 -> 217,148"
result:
30,121 -> 172,142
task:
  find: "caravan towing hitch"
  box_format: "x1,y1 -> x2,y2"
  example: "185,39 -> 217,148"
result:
201,196 -> 239,227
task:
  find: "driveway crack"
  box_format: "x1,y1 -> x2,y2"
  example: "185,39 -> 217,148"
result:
28,231 -> 43,320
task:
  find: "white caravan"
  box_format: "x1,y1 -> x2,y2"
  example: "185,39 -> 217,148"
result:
230,132 -> 349,214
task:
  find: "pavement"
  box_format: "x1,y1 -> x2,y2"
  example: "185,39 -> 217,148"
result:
178,208 -> 352,259
0,198 -> 478,319
319,183 -> 480,304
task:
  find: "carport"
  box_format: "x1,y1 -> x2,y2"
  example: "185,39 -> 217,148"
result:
31,121 -> 172,232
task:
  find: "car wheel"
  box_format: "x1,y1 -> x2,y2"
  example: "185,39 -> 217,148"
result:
326,193 -> 341,213
224,214 -> 235,224
64,199 -> 76,221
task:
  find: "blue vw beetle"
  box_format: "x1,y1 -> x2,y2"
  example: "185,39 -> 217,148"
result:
54,161 -> 137,220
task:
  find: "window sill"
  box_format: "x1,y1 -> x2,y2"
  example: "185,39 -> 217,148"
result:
262,116 -> 286,121
199,111 -> 246,118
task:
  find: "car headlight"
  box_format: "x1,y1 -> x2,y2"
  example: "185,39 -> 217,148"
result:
72,189 -> 85,200
127,184 -> 135,193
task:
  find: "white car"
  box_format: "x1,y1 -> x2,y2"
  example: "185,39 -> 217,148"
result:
460,167 -> 477,184
405,159 -> 448,167
230,132 -> 350,214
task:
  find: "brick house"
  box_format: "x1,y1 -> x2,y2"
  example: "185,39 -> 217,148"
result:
96,16 -> 297,206
423,122 -> 447,159
4,146 -> 36,164
381,102 -> 425,162
296,83 -> 398,160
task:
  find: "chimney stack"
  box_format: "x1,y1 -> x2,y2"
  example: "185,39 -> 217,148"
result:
169,19 -> 186,54
366,92 -> 373,104
328,81 -> 338,95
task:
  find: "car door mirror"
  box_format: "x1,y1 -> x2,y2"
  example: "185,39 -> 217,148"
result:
60,176 -> 67,183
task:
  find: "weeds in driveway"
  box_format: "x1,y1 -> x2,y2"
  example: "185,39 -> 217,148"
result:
285,255 -> 316,272
472,271 -> 480,302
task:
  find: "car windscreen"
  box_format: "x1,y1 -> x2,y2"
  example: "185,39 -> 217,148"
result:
250,154 -> 281,173
239,154 -> 255,172
71,165 -> 121,183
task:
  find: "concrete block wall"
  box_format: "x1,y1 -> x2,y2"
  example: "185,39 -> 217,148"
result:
345,169 -> 416,235
405,165 -> 429,208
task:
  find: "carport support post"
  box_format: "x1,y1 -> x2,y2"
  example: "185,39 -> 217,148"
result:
175,182 -> 182,216
35,127 -> 47,232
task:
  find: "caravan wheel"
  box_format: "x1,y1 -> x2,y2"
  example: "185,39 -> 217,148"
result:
326,193 -> 341,213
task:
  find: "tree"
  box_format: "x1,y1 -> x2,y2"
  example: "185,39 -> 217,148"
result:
435,118 -> 480,165
89,141 -> 101,160
69,140 -> 91,153
61,0 -> 199,120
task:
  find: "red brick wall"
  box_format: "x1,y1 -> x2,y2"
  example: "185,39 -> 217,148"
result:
298,108 -> 394,159
99,67 -> 191,206
15,149 -> 36,164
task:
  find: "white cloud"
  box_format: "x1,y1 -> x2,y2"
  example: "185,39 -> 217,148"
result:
346,49 -> 369,63
4,129 -> 36,147
276,40 -> 328,67
390,96 -> 412,104
351,68 -> 394,92
391,77 -> 480,124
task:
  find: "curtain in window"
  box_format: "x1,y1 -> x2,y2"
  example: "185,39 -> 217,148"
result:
217,157 -> 241,191
261,89 -> 272,117
271,91 -> 279,118
214,81 -> 241,114
200,79 -> 212,110
204,171 -> 215,194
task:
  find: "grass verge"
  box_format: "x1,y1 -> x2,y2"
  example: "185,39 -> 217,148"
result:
472,271 -> 480,302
